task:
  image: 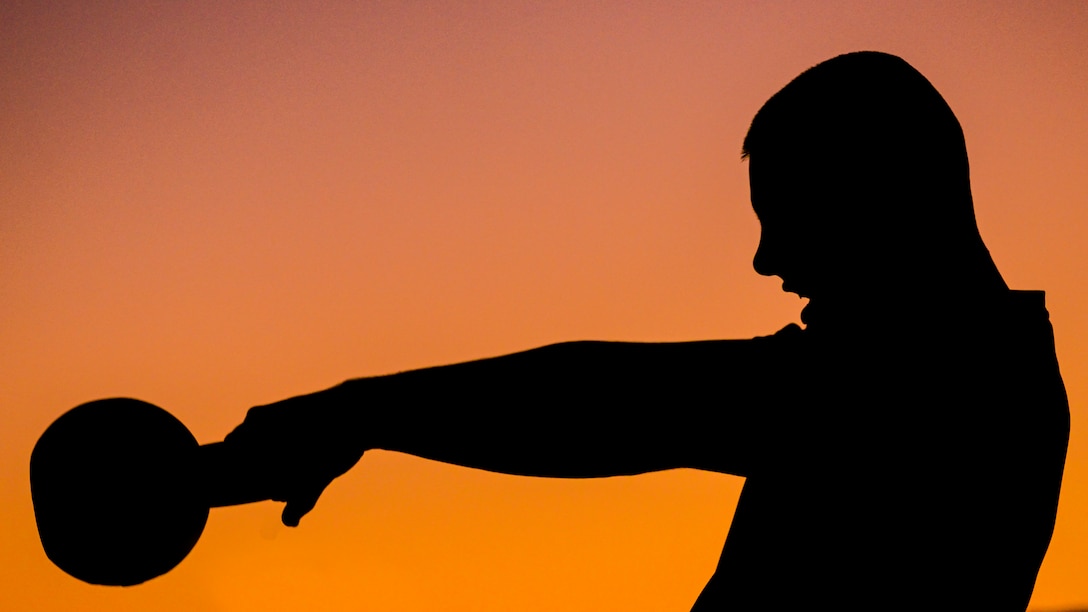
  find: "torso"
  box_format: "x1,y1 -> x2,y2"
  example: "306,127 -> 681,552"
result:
692,291 -> 1069,610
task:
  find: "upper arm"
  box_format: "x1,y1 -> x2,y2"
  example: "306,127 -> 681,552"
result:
589,332 -> 791,476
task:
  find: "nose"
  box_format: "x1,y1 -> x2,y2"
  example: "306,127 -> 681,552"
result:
753,231 -> 777,277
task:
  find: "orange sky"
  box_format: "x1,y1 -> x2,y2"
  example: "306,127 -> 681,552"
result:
3,2 -> 1087,610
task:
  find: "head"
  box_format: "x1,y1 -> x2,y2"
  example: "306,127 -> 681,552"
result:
742,52 -> 999,309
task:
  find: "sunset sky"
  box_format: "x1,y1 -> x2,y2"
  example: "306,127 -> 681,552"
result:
3,1 -> 1087,610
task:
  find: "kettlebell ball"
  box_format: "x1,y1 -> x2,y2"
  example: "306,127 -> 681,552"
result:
30,398 -> 270,586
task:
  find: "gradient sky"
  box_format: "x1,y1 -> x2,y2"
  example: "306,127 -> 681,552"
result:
3,1 -> 1087,610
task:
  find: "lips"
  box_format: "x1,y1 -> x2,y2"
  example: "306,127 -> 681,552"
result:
781,281 -> 809,298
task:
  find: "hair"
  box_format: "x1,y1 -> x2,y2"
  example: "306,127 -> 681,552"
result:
743,52 -> 971,199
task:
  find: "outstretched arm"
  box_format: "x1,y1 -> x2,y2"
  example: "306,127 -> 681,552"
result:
225,332 -> 792,524
356,339 -> 770,477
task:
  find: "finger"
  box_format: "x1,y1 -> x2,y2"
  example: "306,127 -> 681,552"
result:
281,486 -> 325,527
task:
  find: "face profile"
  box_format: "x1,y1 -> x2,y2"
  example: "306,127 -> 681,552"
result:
749,155 -> 824,300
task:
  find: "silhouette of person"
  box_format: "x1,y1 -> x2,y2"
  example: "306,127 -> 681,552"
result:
224,52 -> 1069,610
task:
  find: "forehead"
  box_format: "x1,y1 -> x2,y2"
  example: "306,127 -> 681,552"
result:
748,155 -> 804,220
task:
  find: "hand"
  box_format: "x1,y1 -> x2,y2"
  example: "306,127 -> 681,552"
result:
224,389 -> 365,527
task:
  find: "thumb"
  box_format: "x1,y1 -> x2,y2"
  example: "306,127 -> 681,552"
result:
281,486 -> 325,527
